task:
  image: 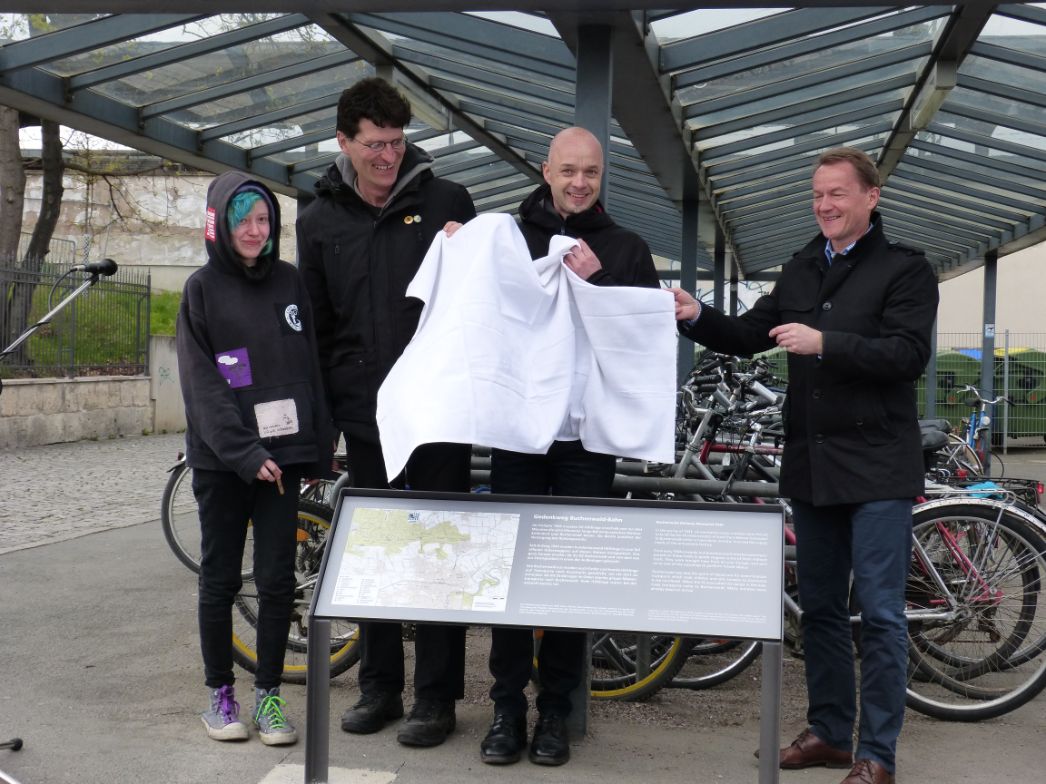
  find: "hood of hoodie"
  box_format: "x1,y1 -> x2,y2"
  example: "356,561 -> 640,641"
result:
205,171 -> 281,281
313,143 -> 435,212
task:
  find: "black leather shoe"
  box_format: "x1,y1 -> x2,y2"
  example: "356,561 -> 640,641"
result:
529,713 -> 570,766
480,713 -> 527,765
396,698 -> 456,747
340,692 -> 404,734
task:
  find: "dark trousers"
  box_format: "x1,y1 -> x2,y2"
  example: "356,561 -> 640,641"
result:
791,498 -> 912,774
488,440 -> 616,717
347,437 -> 471,700
194,466 -> 302,691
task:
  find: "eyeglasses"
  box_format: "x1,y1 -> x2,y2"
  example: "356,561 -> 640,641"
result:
351,137 -> 407,153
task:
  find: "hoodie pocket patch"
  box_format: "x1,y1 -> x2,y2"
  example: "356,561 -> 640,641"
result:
255,398 -> 300,438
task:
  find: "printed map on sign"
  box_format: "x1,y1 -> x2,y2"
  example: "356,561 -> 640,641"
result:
331,507 -> 520,612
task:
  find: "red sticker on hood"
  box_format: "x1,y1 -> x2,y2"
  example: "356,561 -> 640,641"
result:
205,207 -> 217,241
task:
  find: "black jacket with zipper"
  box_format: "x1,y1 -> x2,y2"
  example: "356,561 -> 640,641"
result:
296,145 -> 476,442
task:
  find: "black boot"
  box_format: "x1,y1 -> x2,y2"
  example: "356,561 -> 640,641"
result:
340,691 -> 404,734
529,712 -> 570,766
396,698 -> 456,747
480,712 -> 527,765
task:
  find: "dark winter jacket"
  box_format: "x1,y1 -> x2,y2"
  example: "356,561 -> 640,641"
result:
176,171 -> 333,483
296,145 -> 476,442
681,213 -> 939,506
517,184 -> 661,288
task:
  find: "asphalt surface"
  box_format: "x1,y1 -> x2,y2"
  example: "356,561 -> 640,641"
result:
1,433 -> 1045,784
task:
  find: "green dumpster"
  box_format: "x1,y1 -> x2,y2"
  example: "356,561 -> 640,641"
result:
996,347 -> 1046,438
920,349 -> 981,424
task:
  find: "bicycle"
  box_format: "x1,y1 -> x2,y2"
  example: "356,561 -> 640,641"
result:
617,356 -> 1046,718
954,383 -> 1013,477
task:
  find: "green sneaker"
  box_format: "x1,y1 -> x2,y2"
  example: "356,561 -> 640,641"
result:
202,684 -> 248,742
253,687 -> 298,746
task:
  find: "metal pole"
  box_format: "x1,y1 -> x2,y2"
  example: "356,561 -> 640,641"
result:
714,223 -> 726,313
1003,329 -> 1010,455
678,183 -> 699,386
304,617 -> 332,784
758,641 -> 783,784
574,24 -> 613,207
981,249 -> 998,473
925,317 -> 938,418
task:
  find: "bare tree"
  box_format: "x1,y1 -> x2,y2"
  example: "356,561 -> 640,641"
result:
0,104 -> 27,354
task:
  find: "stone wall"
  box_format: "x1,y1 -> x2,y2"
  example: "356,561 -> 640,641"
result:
0,376 -> 153,449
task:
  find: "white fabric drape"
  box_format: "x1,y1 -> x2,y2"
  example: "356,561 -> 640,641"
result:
376,213 -> 677,480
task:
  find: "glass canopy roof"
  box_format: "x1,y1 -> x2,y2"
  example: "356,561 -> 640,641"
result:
0,3 -> 1043,282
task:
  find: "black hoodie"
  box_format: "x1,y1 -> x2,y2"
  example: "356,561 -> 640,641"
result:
176,171 -> 333,482
516,183 -> 660,288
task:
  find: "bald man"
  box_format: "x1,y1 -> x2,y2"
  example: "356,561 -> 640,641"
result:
479,128 -> 660,767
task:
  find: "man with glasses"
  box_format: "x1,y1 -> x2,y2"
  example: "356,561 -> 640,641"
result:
297,76 -> 475,749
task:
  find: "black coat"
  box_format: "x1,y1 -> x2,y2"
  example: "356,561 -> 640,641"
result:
681,213 -> 939,506
296,145 -> 476,442
517,184 -> 660,288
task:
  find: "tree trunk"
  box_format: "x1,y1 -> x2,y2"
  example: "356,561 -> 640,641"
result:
4,119 -> 64,364
0,104 -> 27,354
23,119 -> 63,269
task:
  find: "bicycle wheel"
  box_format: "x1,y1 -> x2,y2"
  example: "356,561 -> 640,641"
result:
160,461 -> 201,573
160,460 -> 254,580
669,637 -> 762,690
904,501 -> 1046,721
590,633 -> 690,701
232,500 -> 360,684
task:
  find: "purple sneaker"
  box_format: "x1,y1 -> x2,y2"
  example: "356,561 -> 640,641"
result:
201,684 -> 248,741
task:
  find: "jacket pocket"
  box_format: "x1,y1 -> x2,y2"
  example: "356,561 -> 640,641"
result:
777,289 -> 817,322
329,352 -> 377,422
853,388 -> 897,445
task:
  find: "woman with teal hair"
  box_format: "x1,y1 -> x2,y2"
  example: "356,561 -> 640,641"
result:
176,171 -> 333,746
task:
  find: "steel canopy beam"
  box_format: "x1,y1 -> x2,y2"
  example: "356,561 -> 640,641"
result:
0,66 -> 296,194
548,11 -> 726,273
0,14 -> 203,71
878,2 -> 998,178
68,13 -> 313,91
306,11 -> 541,185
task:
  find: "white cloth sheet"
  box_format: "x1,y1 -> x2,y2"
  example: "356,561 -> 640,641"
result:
376,213 -> 677,480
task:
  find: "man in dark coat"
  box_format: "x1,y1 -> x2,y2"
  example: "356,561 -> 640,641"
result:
672,147 -> 938,784
297,77 -> 475,749
476,127 -> 660,768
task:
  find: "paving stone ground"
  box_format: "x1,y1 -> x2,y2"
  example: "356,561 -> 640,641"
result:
0,432 -> 185,554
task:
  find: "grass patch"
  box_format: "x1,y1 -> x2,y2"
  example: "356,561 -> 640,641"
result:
3,286 -> 180,379
151,290 -> 181,337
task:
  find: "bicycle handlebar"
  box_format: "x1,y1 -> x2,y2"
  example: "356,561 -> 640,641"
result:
958,384 -> 1012,407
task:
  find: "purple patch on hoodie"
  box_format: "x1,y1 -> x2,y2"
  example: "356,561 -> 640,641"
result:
215,347 -> 252,388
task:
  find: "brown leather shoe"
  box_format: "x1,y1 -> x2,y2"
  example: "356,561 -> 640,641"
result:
840,759 -> 895,784
778,728 -> 853,769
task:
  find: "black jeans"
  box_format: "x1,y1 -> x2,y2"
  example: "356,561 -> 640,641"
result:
488,440 -> 616,717
347,437 -> 471,700
194,466 -> 302,691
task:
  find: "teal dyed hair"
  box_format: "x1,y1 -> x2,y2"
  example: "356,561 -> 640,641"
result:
227,190 -> 273,255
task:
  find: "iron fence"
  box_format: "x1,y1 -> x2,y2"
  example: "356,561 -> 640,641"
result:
1,256 -> 150,378
758,333 -> 1046,443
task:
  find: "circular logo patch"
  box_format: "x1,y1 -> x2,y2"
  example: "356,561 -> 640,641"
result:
284,304 -> 302,332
